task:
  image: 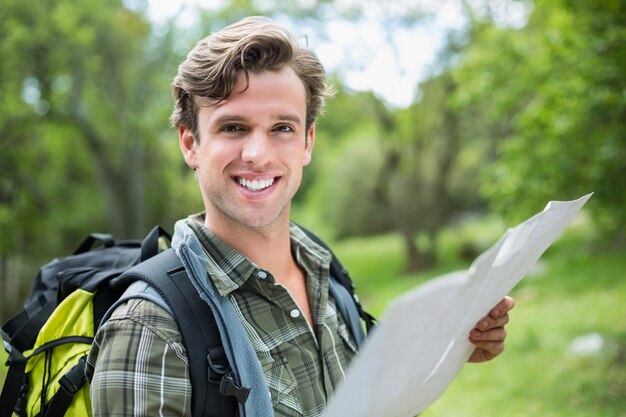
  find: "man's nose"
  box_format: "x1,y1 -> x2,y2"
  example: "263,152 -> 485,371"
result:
241,130 -> 273,165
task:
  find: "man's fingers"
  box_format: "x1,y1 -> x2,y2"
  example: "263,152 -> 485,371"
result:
490,296 -> 515,318
476,313 -> 510,331
468,296 -> 515,363
474,295 -> 515,331
471,327 -> 508,343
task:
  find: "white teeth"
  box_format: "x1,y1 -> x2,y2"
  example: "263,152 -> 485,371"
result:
238,177 -> 274,191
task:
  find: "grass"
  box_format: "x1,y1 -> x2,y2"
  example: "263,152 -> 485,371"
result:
2,216 -> 625,416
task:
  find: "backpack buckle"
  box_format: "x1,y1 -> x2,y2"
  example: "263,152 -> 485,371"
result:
206,352 -> 250,404
58,357 -> 87,395
219,373 -> 250,404
206,352 -> 228,384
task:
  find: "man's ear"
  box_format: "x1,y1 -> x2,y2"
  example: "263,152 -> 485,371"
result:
179,125 -> 198,170
303,123 -> 316,166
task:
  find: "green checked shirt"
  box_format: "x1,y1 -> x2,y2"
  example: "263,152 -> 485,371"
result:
86,215 -> 359,417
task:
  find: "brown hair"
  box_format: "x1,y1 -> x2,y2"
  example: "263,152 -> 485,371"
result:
170,16 -> 333,138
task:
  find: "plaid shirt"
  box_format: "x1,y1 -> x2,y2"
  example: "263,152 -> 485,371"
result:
86,216 -> 358,417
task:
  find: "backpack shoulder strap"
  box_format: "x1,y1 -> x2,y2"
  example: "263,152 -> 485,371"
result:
117,248 -> 245,417
328,276 -> 366,346
296,225 -> 377,337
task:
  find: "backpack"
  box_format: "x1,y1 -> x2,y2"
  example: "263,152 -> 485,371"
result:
0,226 -> 171,417
1,225 -> 376,417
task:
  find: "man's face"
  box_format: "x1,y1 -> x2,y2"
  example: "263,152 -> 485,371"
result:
179,67 -> 315,232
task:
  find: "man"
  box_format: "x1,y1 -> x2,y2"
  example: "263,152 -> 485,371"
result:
86,16 -> 514,416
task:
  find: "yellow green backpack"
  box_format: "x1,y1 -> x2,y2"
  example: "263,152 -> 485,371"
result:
0,227 -> 173,417
21,288 -> 96,416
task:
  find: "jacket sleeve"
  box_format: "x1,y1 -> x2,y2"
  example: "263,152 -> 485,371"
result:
86,298 -> 192,417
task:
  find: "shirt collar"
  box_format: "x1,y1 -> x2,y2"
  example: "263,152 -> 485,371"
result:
187,214 -> 256,296
187,213 -> 333,296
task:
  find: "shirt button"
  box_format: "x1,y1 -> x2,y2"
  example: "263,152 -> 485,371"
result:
256,270 -> 268,279
290,309 -> 301,318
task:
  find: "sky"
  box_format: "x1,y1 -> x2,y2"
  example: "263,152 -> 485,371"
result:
141,0 -> 531,108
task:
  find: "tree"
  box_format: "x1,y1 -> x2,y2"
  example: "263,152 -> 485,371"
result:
310,86 -> 396,238
454,0 -> 626,243
316,69 -> 484,273
0,0 -> 189,318
0,0 -> 187,240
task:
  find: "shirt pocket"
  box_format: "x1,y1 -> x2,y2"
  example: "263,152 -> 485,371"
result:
261,354 -> 302,414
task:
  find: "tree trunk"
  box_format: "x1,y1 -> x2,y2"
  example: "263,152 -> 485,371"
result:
402,232 -> 435,273
67,71 -> 146,239
0,254 -> 28,322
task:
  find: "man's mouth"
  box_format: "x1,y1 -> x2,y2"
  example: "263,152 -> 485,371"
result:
237,177 -> 276,191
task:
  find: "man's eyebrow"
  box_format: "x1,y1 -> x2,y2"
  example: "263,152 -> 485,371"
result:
211,114 -> 302,124
213,114 -> 247,124
275,114 -> 302,124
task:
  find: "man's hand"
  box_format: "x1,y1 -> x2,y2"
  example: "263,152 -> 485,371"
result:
468,296 -> 515,363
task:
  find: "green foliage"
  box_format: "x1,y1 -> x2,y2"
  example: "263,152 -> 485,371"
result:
307,71 -> 491,272
0,0 -> 192,318
0,0 -> 175,252
454,0 -> 626,239
300,87 -> 393,237
320,135 -> 393,238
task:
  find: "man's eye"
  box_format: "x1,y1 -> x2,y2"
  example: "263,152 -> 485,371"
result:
221,125 -> 243,133
274,125 -> 294,133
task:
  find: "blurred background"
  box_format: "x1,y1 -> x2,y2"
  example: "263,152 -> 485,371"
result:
1,0 -> 624,415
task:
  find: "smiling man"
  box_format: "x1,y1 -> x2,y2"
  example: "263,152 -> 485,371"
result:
181,68 -> 314,232
86,16 -> 514,417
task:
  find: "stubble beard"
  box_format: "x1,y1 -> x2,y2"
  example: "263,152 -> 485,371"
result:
204,181 -> 295,233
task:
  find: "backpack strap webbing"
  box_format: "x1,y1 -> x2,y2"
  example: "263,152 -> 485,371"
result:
1,289 -> 57,417
0,348 -> 27,417
118,249 -> 246,417
42,356 -> 88,417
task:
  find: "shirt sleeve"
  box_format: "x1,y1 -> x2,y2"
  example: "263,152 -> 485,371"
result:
86,299 -> 192,417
